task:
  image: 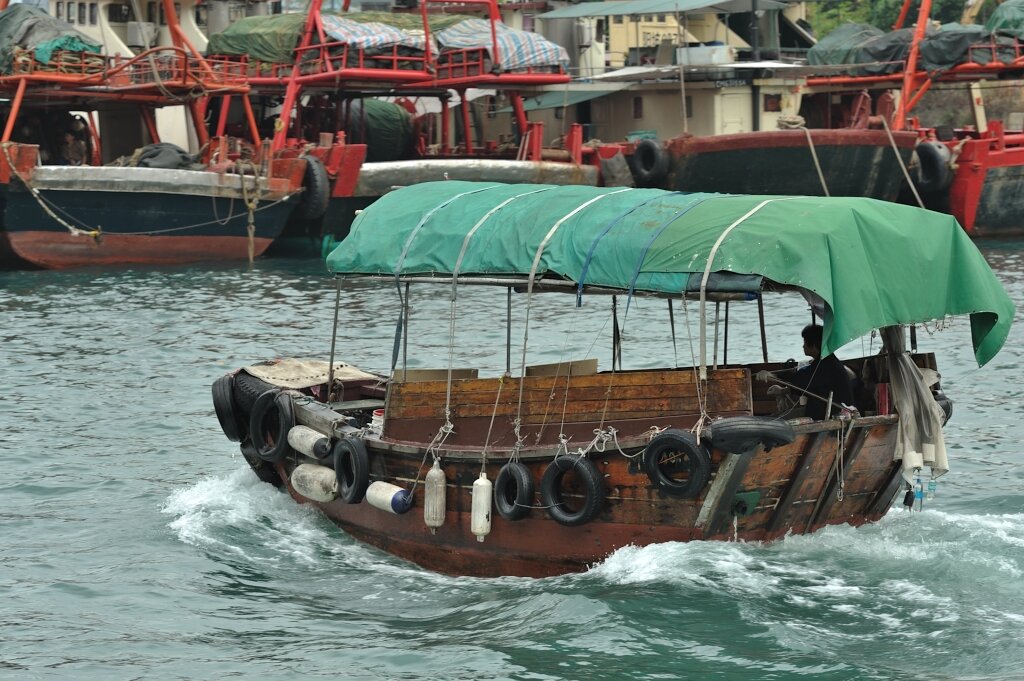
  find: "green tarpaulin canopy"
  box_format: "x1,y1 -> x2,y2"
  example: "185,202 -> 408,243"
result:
327,182 -> 1014,366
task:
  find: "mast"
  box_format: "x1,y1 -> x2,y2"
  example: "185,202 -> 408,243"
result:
894,0 -> 933,128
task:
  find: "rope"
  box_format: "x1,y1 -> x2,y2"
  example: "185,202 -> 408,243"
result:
801,127 -> 831,197
482,374 -> 507,465
881,116 -> 925,209
2,143 -> 100,240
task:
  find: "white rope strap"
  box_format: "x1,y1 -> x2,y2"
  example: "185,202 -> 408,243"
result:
801,127 -> 830,197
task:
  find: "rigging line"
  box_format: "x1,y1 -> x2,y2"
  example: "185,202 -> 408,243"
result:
801,127 -> 830,197
882,116 -> 925,209
698,197 -> 801,380
513,188 -> 632,430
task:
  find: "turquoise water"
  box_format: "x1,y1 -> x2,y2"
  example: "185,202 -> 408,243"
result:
1,245 -> 1022,680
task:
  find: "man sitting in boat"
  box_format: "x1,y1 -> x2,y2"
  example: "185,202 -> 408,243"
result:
757,324 -> 855,420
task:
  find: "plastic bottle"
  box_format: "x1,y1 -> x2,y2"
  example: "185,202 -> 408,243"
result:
926,479 -> 937,501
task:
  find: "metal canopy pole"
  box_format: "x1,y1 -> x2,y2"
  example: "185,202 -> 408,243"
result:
757,293 -> 768,363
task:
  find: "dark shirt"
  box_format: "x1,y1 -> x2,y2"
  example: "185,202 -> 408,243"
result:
782,354 -> 854,420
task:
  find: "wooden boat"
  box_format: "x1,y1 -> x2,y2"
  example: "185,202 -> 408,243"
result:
211,181 -> 1013,577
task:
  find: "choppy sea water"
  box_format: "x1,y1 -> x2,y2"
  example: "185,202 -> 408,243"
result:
1,243 -> 1021,680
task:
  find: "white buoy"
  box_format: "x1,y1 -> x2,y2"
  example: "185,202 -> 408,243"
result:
290,463 -> 338,503
366,481 -> 413,514
287,425 -> 331,459
423,460 -> 446,534
471,471 -> 492,542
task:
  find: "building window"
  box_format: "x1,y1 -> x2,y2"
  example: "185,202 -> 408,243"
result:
67,2 -> 75,23
657,13 -> 666,22
56,1 -> 64,19
643,14 -> 652,22
523,13 -> 534,32
613,15 -> 623,24
763,93 -> 782,112
107,3 -> 132,23
554,106 -> 565,120
632,96 -> 643,119
89,2 -> 98,24
78,3 -> 86,23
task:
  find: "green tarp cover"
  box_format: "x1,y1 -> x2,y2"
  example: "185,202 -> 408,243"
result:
327,182 -> 1014,366
0,4 -> 101,74
206,11 -> 475,63
986,0 -> 1024,36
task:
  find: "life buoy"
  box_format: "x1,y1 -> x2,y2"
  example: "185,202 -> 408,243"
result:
299,154 -> 330,220
540,456 -> 604,526
212,373 -> 243,442
249,389 -> 295,463
643,429 -> 711,498
495,461 -> 535,521
332,437 -> 370,503
628,138 -> 669,187
709,416 -> 795,455
913,140 -> 953,193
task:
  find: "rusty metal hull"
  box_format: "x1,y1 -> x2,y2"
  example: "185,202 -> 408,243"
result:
666,129 -> 917,202
268,416 -> 902,578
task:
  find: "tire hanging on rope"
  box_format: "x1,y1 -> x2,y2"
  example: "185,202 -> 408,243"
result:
495,461 -> 534,521
249,389 -> 295,463
332,437 -> 370,504
643,429 -> 711,498
540,456 -> 604,526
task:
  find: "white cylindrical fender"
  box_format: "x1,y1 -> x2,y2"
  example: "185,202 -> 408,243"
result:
423,460 -> 446,533
290,463 -> 338,503
471,471 -> 492,542
287,425 -> 331,459
366,481 -> 412,514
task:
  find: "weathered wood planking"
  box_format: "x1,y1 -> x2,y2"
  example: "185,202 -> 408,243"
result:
384,368 -> 752,443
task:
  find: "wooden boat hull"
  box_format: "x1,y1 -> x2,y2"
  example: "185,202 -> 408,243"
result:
272,416 -> 901,578
666,129 -> 918,202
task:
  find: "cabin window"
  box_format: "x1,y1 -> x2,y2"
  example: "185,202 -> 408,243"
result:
107,3 -> 132,23
763,94 -> 782,113
56,1 -> 64,19
89,3 -> 98,24
77,3 -> 86,24
554,106 -> 565,120
632,96 -> 643,119
67,2 -> 75,23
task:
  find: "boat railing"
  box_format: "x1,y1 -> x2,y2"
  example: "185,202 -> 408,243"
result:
1,47 -> 249,94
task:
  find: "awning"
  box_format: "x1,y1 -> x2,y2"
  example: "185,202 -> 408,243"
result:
538,0 -> 786,20
496,88 -> 622,113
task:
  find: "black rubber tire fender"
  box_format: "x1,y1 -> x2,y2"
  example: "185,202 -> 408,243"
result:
240,438 -> 283,487
709,416 -> 796,455
232,371 -> 276,414
494,461 -> 535,521
299,154 -> 330,220
540,456 -> 604,527
212,373 -> 243,442
249,389 -> 295,463
933,390 -> 953,426
629,138 -> 669,187
332,437 -> 370,504
643,429 -> 711,498
913,140 -> 953,193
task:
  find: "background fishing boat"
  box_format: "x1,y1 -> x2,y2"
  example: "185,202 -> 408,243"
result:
211,181 -> 1013,577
